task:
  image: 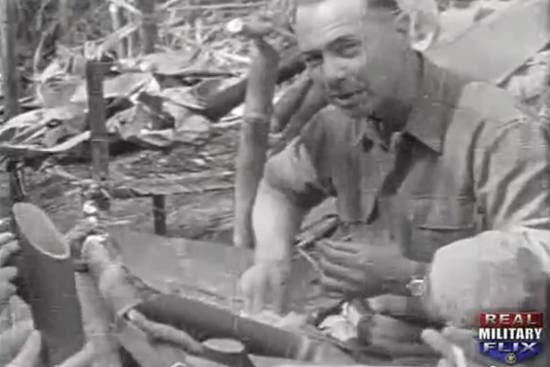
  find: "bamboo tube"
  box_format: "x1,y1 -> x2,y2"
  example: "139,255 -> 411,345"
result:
201,338 -> 254,367
135,294 -> 354,363
233,38 -> 279,248
12,203 -> 85,366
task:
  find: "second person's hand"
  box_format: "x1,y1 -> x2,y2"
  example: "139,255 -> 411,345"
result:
0,232 -> 20,312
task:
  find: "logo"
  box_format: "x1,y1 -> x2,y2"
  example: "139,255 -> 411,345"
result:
478,312 -> 544,365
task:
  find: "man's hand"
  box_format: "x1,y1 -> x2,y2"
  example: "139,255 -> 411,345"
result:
422,327 -> 529,367
317,239 -> 415,298
6,330 -> 96,367
238,260 -> 291,315
0,232 -> 20,312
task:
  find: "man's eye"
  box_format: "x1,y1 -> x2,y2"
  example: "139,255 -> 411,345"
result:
337,42 -> 361,57
304,55 -> 322,68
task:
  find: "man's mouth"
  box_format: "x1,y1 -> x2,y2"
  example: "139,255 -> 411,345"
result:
331,91 -> 361,106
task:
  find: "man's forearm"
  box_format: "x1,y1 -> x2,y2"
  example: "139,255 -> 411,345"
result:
252,180 -> 307,264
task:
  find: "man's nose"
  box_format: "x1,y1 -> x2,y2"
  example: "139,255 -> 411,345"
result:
322,56 -> 347,85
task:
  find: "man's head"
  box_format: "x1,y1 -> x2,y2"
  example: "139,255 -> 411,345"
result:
294,0 -> 423,120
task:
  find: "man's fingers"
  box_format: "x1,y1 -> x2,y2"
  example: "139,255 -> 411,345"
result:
361,314 -> 425,344
436,359 -> 454,367
0,267 -> 18,282
319,272 -> 362,296
58,342 -> 96,367
421,329 -> 468,366
127,309 -> 204,355
319,256 -> 365,285
441,327 -> 476,346
317,240 -> 360,259
0,232 -> 14,246
368,295 -> 433,323
368,295 -> 408,315
0,241 -> 20,267
6,330 -> 42,367
0,320 -> 34,366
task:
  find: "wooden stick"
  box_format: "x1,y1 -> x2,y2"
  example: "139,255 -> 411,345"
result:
137,0 -> 157,55
152,195 -> 167,235
233,38 -> 279,248
12,203 -> 85,366
86,60 -> 110,182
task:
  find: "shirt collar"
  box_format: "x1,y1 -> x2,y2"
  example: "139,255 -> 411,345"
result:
404,58 -> 468,153
354,57 -> 468,154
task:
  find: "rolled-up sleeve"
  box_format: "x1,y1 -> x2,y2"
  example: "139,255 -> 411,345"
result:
263,112 -> 334,210
428,117 -> 550,327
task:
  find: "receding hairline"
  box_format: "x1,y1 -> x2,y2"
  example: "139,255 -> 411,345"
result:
296,0 -> 399,12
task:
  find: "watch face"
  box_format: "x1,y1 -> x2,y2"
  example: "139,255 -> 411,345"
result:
407,279 -> 425,297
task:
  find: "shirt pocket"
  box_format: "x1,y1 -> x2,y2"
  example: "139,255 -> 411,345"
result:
407,196 -> 477,262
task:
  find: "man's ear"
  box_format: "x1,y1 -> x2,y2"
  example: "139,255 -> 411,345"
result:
394,6 -> 441,52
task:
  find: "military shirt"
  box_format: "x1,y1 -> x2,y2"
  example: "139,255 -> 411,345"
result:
262,59 -> 550,323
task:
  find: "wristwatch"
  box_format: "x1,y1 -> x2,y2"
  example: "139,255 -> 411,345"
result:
406,263 -> 430,297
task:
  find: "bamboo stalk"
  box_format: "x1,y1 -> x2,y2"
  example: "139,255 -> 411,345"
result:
75,272 -> 122,367
12,202 -> 85,366
233,38 -> 279,248
271,75 -> 312,133
137,0 -> 157,55
0,0 -> 20,120
135,294 -> 354,362
201,46 -> 305,122
86,60 -> 110,182
271,79 -> 327,155
109,4 -> 127,59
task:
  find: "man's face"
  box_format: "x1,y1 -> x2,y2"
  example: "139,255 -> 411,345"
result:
295,0 -> 408,119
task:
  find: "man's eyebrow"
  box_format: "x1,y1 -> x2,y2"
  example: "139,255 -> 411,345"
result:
325,35 -> 361,49
301,49 -> 322,59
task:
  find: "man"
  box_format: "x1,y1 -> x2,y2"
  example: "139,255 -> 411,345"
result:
239,0 -> 550,364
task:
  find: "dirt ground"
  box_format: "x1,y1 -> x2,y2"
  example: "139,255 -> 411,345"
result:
0,124 -> 241,244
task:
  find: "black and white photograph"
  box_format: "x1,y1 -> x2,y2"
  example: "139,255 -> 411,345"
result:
0,0 -> 548,366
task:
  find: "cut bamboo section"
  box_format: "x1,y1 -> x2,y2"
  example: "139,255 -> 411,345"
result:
12,203 -> 85,366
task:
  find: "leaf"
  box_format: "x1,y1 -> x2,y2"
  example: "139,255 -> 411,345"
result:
71,72 -> 157,104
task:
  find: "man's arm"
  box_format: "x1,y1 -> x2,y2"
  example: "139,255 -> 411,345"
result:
425,117 -> 550,327
253,137 -> 329,265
